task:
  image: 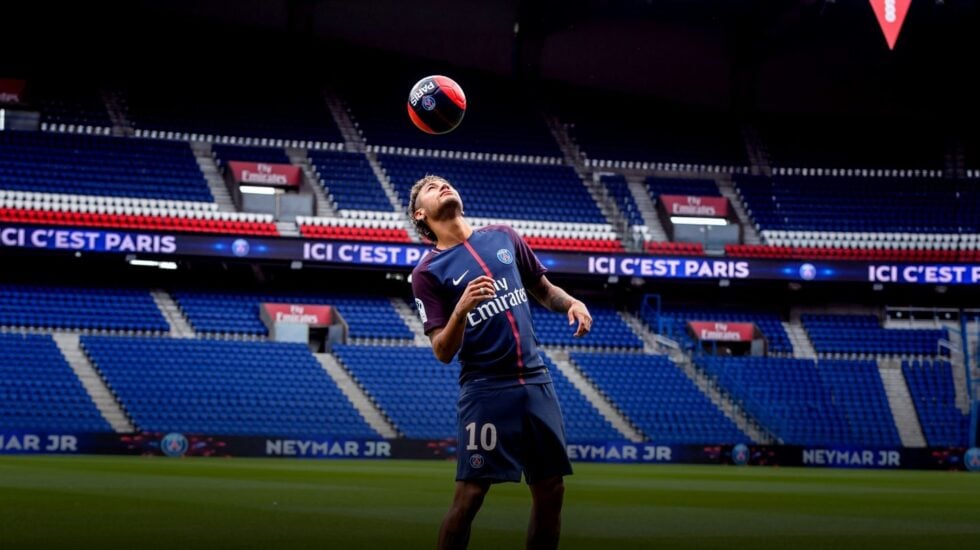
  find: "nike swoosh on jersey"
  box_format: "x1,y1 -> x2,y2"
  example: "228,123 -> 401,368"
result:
452,270 -> 470,286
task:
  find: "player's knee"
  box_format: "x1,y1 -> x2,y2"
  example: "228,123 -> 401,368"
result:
455,482 -> 490,513
532,476 -> 565,506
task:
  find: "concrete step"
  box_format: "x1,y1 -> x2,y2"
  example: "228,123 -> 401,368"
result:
52,332 -> 134,433
878,358 -> 928,447
315,353 -> 399,439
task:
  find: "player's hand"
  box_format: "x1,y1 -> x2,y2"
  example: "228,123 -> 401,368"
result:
568,300 -> 592,338
455,276 -> 497,315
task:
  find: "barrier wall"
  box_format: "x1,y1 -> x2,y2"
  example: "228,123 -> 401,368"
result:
2,431 -> 977,471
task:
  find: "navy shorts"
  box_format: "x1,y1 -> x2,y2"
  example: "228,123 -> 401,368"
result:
456,382 -> 573,484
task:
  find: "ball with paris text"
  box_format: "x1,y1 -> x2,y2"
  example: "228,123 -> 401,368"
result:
407,75 -> 466,135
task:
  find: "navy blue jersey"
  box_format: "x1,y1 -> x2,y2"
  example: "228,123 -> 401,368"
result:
412,225 -> 551,388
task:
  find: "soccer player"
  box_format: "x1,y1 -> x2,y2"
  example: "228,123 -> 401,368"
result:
409,175 -> 593,550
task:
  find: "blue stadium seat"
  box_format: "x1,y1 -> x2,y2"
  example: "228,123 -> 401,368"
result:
902,359 -> 968,447
531,304 -> 642,349
309,151 -> 393,212
573,352 -> 750,444
334,345 -> 458,440
803,314 -> 947,356
0,333 -> 112,432
172,290 -> 413,339
380,155 -> 605,224
0,131 -> 212,202
0,284 -> 169,332
82,336 -> 378,438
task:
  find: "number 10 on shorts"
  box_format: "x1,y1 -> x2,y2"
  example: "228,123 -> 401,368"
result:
465,422 -> 497,451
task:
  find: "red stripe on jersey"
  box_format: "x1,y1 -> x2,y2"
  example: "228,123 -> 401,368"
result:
462,240 -> 525,384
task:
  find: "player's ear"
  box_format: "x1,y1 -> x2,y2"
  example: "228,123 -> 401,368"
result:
414,208 -> 425,221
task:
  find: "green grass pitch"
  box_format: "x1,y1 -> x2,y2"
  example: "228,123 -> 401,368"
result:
1,456 -> 978,549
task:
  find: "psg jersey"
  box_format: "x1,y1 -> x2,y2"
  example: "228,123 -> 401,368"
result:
411,225 -> 551,388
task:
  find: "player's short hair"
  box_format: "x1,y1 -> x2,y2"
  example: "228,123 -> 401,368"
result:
408,174 -> 449,244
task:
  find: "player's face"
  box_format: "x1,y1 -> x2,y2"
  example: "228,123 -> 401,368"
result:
415,179 -> 463,221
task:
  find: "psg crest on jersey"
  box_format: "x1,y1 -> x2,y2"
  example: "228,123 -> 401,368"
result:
469,453 -> 485,469
496,249 -> 513,265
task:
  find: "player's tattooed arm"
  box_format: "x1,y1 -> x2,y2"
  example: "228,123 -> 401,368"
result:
530,276 -> 593,338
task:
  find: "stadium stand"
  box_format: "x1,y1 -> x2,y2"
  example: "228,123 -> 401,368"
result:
211,144 -> 291,169
0,285 -> 168,332
333,345 -> 458,440
735,174 -> 977,233
308,150 -> 393,212
532,304 -> 643,349
381,155 -> 604,224
599,174 -> 644,227
696,357 -> 852,445
640,305 -> 792,354
126,82 -> 345,145
572,352 -> 750,444
760,115 -> 944,169
564,104 -> 747,168
541,354 -> 624,442
0,333 -> 113,433
0,131 -> 212,201
645,176 -> 722,199
902,359 -> 970,447
802,314 -> 948,356
82,336 -> 378,437
31,81 -> 113,134
172,290 -> 413,340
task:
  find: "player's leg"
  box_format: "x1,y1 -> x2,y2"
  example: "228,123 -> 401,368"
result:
438,479 -> 491,550
443,385 -> 524,548
522,383 -> 574,550
526,475 -> 564,550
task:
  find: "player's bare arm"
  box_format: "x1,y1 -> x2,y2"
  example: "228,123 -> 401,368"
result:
428,275 -> 498,362
529,275 -> 592,337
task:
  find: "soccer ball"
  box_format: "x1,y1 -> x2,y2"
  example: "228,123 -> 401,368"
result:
407,75 -> 466,135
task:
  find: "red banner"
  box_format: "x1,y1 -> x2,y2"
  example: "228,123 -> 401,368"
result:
870,0 -> 911,50
261,303 -> 332,326
688,321 -> 755,342
228,162 -> 301,187
660,195 -> 730,218
0,79 -> 27,104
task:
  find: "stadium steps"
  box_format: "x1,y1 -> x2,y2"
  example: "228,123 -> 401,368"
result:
322,93 -> 366,153
665,350 -> 773,444
588,175 -> 636,252
625,174 -> 669,242
390,298 -> 430,346
52,332 -> 135,433
543,114 -> 587,169
716,174 -> 761,245
314,352 -> 398,438
365,150 -> 412,221
286,148 -> 338,218
877,358 -> 927,447
616,312 -> 772,443
543,348 -> 644,442
275,221 -> 300,237
739,122 -> 771,176
150,290 -> 195,338
190,142 -> 236,212
619,312 -> 773,443
100,88 -> 134,138
783,320 -> 817,359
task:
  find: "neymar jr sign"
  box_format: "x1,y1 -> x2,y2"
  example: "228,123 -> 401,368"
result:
2,224 -> 980,285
